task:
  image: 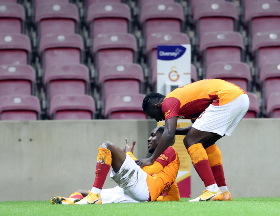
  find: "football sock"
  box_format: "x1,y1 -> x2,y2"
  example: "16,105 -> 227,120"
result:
219,186 -> 229,193
92,147 -> 112,192
69,192 -> 84,200
206,183 -> 220,193
206,144 -> 227,189
188,143 -> 216,187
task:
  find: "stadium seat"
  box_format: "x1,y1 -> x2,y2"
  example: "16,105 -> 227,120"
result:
145,32 -> 190,87
245,2 -> 280,48
259,63 -> 280,114
0,65 -> 36,96
191,64 -> 198,82
98,63 -> 144,116
0,34 -> 31,65
39,34 -> 84,76
199,31 -> 245,77
0,95 -> 41,120
32,0 -> 72,11
44,64 -> 90,114
0,3 -> 25,34
193,2 -> 238,44
266,92 -> 280,118
206,62 -> 251,91
35,3 -> 79,42
244,92 -> 260,118
251,32 -> 280,79
104,93 -> 147,119
87,2 -> 131,39
92,33 -> 137,81
188,0 -> 226,16
140,2 -> 185,48
49,94 -> 96,120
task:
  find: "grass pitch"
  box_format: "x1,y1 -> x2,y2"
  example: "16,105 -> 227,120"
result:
1,198 -> 279,216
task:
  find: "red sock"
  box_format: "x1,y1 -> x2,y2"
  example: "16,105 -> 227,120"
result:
206,144 -> 227,187
188,143 -> 216,187
93,147 -> 112,189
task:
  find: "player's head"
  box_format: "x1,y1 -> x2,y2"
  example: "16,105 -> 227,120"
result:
142,92 -> 165,122
147,126 -> 165,153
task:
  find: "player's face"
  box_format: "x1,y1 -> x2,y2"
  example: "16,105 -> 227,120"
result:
146,106 -> 165,122
147,128 -> 162,153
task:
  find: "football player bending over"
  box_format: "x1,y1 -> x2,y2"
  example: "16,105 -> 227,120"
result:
51,126 -> 180,204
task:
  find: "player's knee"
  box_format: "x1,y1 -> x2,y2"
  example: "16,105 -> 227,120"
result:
183,136 -> 197,149
100,141 -> 114,149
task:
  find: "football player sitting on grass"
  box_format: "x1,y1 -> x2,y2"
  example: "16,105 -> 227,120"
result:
51,126 -> 181,204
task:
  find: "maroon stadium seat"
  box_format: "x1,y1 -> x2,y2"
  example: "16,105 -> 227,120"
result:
92,33 -> 137,80
245,2 -> 280,47
98,63 -> 144,115
87,3 -> 131,39
145,32 -> 190,86
259,63 -> 280,112
33,0 -> 70,10
199,31 -> 245,77
189,0 -> 226,15
35,3 -> 79,41
39,34 -> 84,73
0,34 -> 31,65
244,92 -> 260,118
266,92 -> 280,118
86,0 -> 123,7
50,94 -> 96,120
242,0 -> 278,9
138,0 -> 176,9
0,95 -> 41,120
140,2 -> 184,45
0,65 -> 36,96
0,3 -> 25,34
104,93 -> 147,119
206,62 -> 251,92
191,64 -> 198,82
193,2 -> 238,44
252,32 -> 280,79
44,64 -> 90,114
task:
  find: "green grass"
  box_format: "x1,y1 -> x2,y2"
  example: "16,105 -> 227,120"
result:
1,198 -> 280,216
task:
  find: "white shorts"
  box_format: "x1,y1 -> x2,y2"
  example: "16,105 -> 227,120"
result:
101,186 -> 140,204
192,94 -> 249,136
110,154 -> 150,202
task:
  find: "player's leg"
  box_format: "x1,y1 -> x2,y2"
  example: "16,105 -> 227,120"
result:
75,141 -> 127,204
203,137 -> 231,201
183,128 -> 222,202
187,94 -> 249,202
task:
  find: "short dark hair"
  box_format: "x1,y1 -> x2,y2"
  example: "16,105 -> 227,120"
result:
155,126 -> 165,134
142,92 -> 165,112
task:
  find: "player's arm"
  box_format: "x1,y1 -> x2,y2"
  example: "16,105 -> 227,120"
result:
150,117 -> 178,163
175,125 -> 192,135
156,182 -> 180,202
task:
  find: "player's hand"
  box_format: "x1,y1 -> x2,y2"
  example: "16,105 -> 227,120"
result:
123,138 -> 136,153
135,157 -> 153,168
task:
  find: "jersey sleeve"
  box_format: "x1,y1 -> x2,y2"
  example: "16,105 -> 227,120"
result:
142,161 -> 164,175
155,147 -> 177,168
161,97 -> 181,121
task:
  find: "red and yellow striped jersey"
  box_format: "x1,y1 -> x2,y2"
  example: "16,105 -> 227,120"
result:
162,79 -> 246,121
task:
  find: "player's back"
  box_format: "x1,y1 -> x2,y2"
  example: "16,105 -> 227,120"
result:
166,79 -> 246,106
